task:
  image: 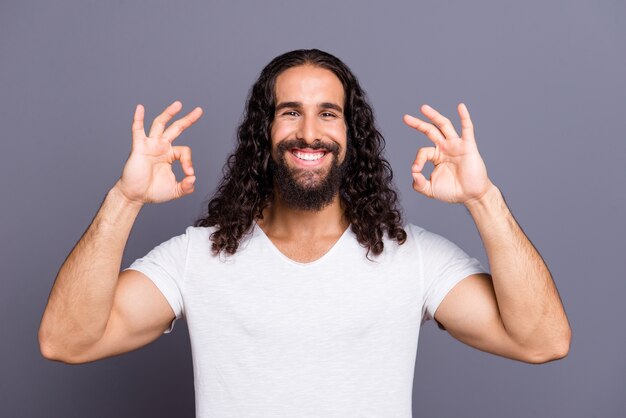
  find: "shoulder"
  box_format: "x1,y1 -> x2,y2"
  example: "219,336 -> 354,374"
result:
388,223 -> 473,264
181,225 -> 216,251
401,223 -> 459,249
157,225 -> 213,247
182,224 -> 262,261
398,223 -> 446,247
143,225 -> 214,258
143,225 -> 213,255
183,225 -> 213,239
368,223 -> 431,260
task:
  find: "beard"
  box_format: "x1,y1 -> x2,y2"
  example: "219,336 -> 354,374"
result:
269,138 -> 348,211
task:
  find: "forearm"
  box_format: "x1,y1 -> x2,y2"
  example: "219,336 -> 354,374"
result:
39,182 -> 143,359
465,185 -> 571,354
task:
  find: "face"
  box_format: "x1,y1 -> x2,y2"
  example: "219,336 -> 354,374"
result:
269,65 -> 348,210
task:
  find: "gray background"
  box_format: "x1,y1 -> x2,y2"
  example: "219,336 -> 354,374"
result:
1,0 -> 624,416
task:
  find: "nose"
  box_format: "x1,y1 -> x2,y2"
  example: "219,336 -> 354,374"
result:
297,114 -> 321,145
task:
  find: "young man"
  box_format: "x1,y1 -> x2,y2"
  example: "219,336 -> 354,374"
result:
39,49 -> 571,417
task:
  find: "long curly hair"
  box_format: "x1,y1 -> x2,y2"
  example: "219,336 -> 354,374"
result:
195,49 -> 406,257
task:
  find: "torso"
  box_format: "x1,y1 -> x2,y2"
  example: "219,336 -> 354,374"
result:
126,223 -> 486,417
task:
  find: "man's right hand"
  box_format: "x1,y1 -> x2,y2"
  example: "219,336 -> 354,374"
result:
115,101 -> 203,205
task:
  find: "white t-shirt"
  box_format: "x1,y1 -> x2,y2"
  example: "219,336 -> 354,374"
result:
124,223 -> 487,418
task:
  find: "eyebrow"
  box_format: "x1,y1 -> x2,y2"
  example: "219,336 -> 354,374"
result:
275,101 -> 344,113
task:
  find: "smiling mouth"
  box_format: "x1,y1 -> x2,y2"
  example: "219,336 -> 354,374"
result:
290,149 -> 328,161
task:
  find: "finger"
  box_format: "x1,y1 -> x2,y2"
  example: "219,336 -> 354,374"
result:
412,146 -> 436,173
420,104 -> 459,139
411,147 -> 436,198
412,172 -> 433,198
175,175 -> 196,198
172,145 -> 194,176
458,103 -> 475,142
403,114 -> 445,144
132,104 -> 146,140
163,107 -> 204,143
148,101 -> 183,138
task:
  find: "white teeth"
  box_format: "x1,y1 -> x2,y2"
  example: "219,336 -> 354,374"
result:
293,151 -> 325,161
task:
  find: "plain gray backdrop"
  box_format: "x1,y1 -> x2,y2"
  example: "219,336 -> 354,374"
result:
1,0 -> 625,417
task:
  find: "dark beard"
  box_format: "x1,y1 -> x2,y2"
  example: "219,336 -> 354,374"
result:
269,138 -> 348,211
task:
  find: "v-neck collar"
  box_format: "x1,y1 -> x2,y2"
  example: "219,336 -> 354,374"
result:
253,222 -> 353,266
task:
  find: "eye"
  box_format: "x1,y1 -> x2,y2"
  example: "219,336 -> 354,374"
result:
282,111 -> 299,117
321,112 -> 337,118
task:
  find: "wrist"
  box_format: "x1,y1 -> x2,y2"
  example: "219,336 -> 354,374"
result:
110,180 -> 145,210
463,183 -> 503,214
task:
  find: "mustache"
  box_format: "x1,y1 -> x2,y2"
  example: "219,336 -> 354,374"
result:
276,138 -> 340,154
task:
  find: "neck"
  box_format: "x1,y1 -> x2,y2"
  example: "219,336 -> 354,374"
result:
258,193 -> 349,239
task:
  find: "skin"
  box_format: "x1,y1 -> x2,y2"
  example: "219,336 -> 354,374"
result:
38,101 -> 203,363
38,65 -> 571,365
403,104 -> 571,362
258,65 -> 350,262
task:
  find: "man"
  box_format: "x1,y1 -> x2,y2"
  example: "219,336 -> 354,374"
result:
39,49 -> 571,417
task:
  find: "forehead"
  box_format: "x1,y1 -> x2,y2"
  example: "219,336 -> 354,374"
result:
274,65 -> 344,106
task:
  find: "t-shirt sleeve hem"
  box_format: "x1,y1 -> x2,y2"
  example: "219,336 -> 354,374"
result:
424,266 -> 489,324
122,262 -> 183,334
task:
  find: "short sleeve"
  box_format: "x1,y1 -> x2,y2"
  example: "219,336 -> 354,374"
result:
416,227 -> 488,324
122,227 -> 191,334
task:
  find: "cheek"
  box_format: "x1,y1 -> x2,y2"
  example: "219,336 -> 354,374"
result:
330,124 -> 348,159
271,122 -> 292,146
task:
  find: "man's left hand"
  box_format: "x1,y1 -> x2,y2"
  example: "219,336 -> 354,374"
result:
403,103 -> 494,205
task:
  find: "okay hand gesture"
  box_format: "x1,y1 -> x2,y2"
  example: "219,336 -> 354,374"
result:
403,103 -> 494,205
115,101 -> 203,205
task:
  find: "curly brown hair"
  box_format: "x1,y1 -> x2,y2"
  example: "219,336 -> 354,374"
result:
195,49 -> 406,257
